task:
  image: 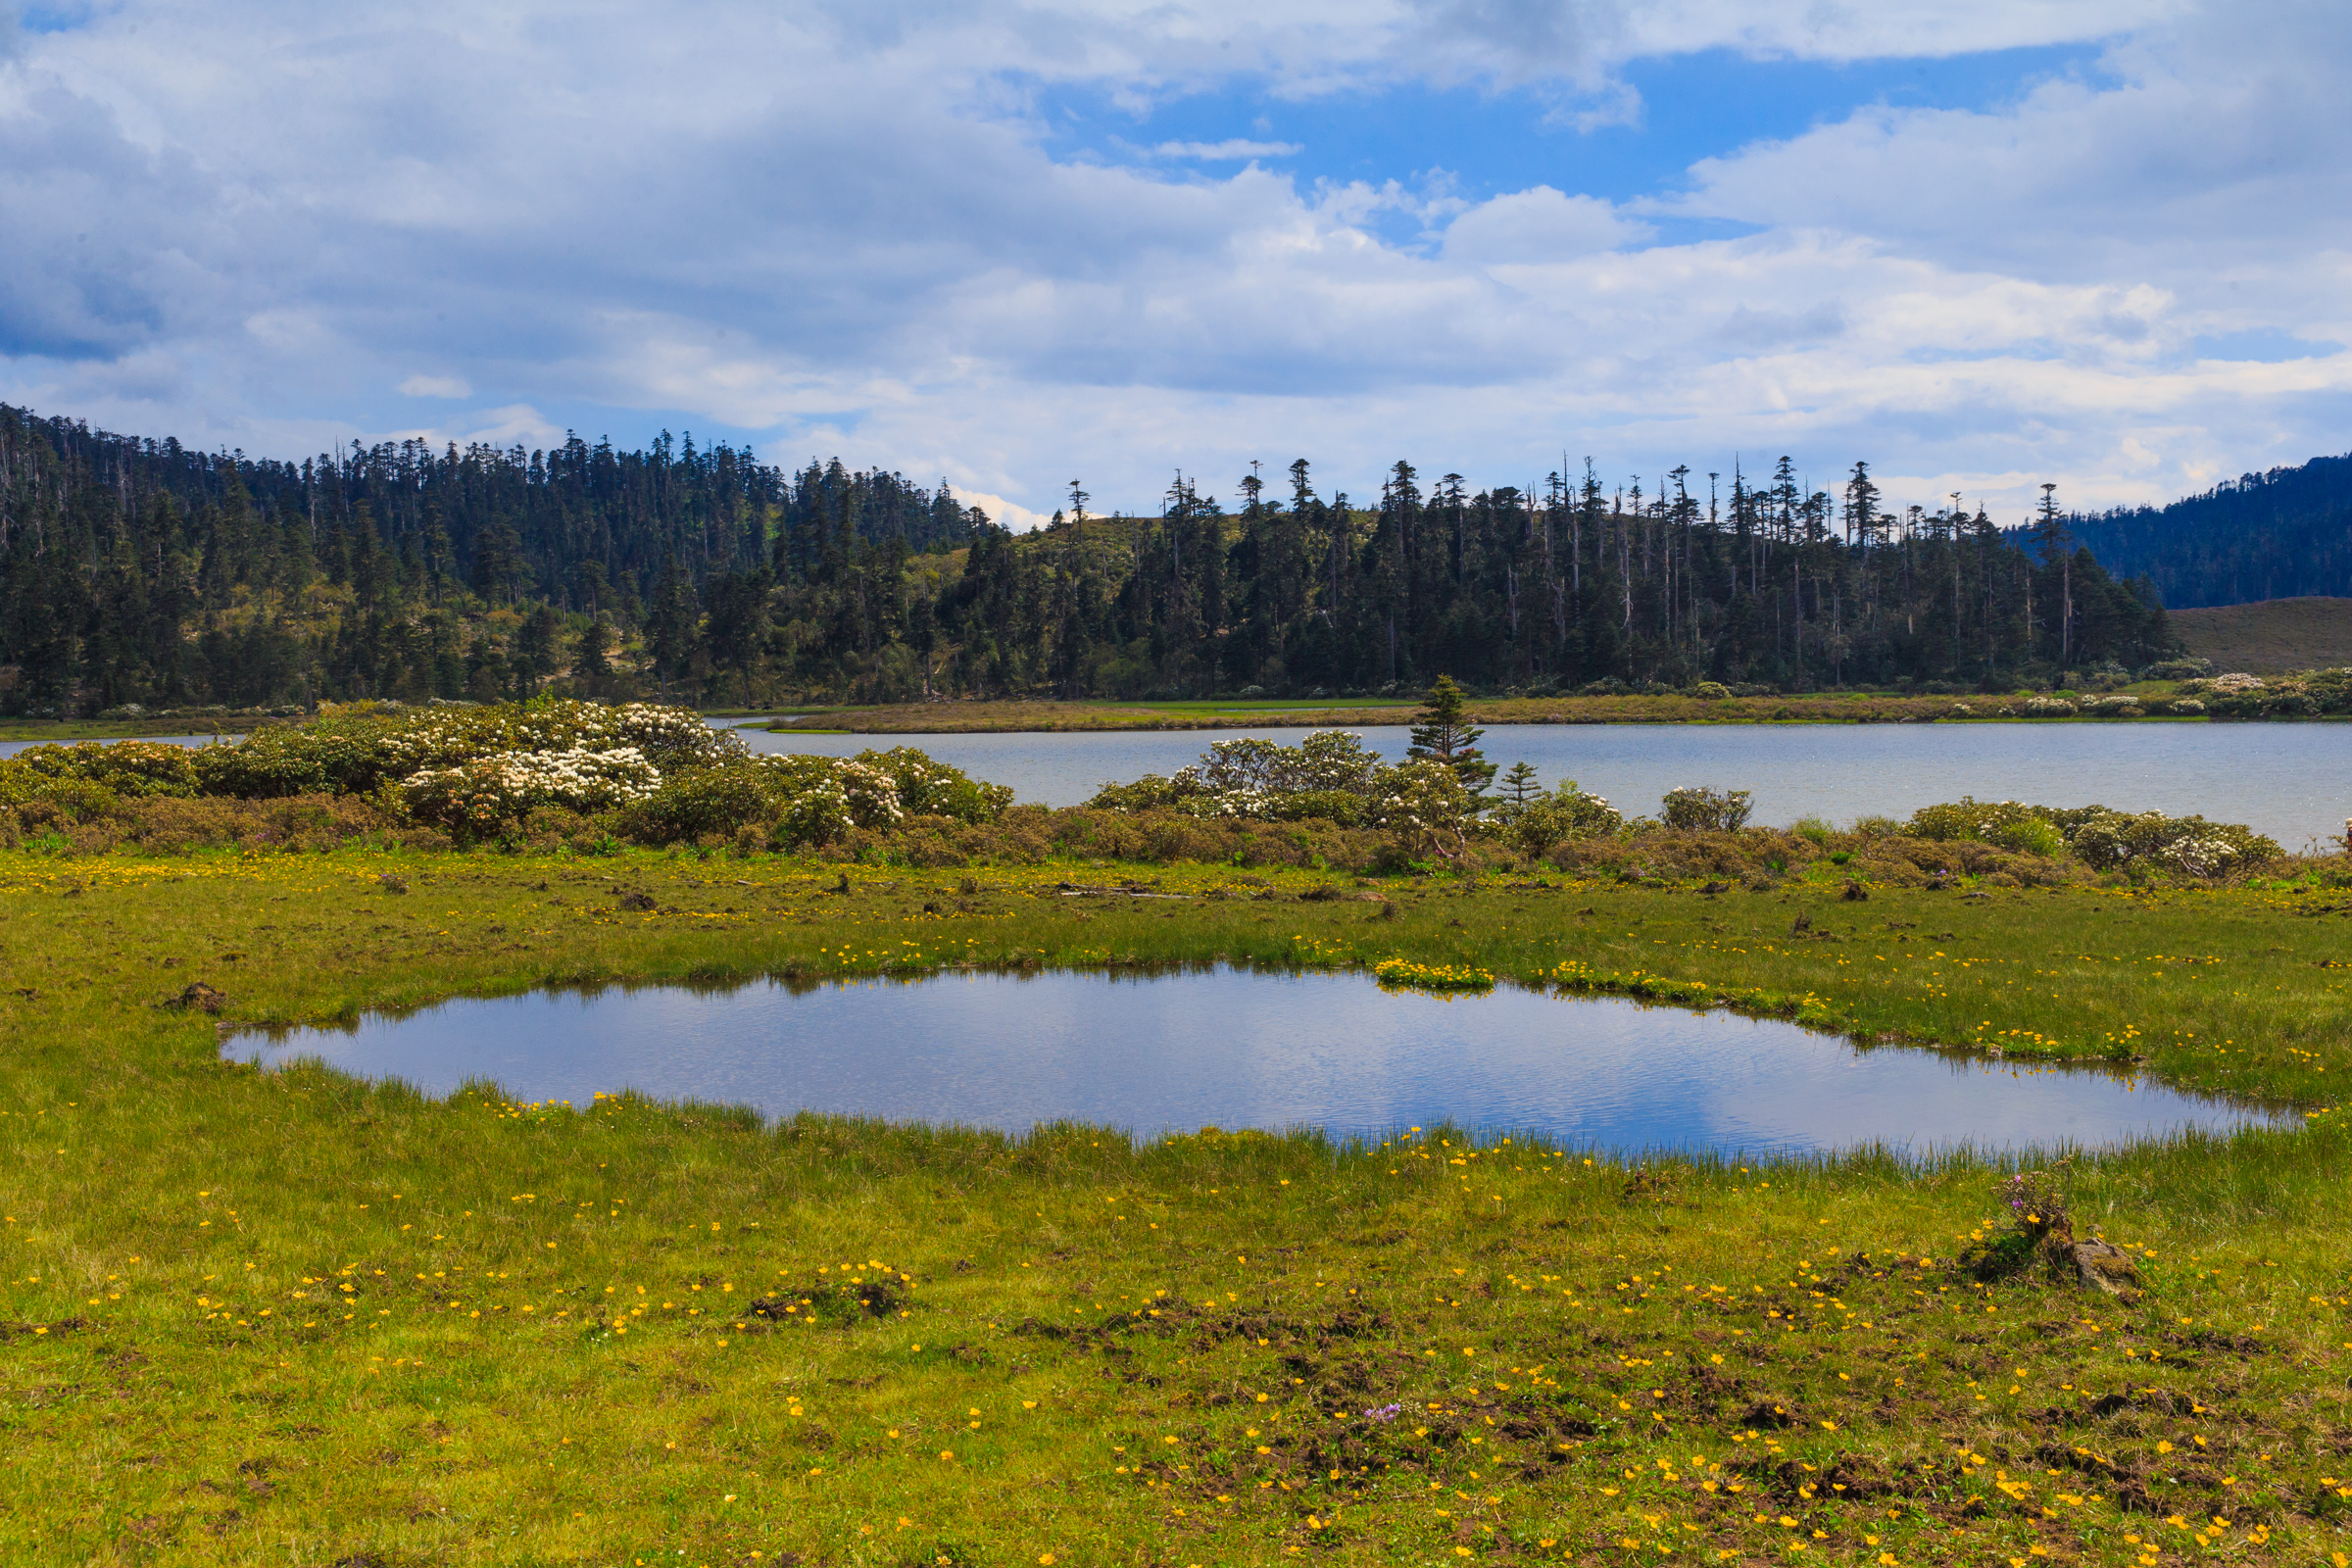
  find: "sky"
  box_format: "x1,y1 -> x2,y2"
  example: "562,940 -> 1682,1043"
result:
2,0 -> 2346,530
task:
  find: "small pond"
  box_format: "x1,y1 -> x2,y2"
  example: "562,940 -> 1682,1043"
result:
226,968 -> 2287,1157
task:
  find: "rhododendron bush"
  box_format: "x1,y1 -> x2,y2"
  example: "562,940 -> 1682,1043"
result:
192,700 -> 745,799
1083,731 -> 1459,834
0,700 -> 1017,847
1905,797 -> 2278,876
619,748 -> 1015,848
403,747 -> 662,833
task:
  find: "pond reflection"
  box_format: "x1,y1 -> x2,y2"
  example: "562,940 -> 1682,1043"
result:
226,968 -> 2289,1157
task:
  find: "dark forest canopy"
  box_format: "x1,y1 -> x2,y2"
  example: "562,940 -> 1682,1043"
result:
2058,452 -> 2352,610
0,402 -> 2175,714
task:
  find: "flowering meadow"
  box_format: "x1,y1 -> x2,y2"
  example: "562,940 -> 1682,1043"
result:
2,837 -> 2350,1564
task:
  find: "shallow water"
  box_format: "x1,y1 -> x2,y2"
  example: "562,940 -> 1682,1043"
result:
737,721 -> 2352,848
227,968 -> 2286,1157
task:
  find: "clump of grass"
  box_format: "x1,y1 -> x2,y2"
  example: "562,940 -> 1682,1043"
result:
1372,956 -> 1494,991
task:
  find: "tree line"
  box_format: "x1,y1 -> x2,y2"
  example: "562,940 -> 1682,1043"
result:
2060,451 -> 2352,610
0,400 -> 2175,713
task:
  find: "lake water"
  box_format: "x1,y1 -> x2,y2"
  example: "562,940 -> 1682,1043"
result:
738,721 -> 2352,849
225,968 -> 2285,1158
11,719 -> 2346,849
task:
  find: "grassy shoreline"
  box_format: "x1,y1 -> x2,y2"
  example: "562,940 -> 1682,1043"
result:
13,694 -> 2345,743
0,719 -> 255,743
742,695 -> 2266,733
4,848 -> 2349,1565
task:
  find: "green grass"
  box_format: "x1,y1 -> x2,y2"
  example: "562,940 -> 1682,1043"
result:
728,694 -> 2245,734
0,719 -> 250,742
2171,598 -> 2352,676
4,849 -> 2350,1565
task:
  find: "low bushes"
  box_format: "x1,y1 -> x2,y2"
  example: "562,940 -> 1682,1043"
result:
0,792 -> 426,855
0,700 -> 1013,852
1903,796 -> 2278,877
2173,667 -> 2352,717
1085,731 -> 1477,864
617,750 -> 1018,849
0,707 -> 2297,886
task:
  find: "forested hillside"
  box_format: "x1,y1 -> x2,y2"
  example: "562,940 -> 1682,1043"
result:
0,403 -> 2172,714
2063,452 -> 2352,609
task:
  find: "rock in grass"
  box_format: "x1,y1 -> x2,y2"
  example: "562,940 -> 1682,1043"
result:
167,981 -> 226,1014
2065,1238 -> 2144,1298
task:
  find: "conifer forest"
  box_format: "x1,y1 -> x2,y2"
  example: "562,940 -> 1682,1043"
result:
0,402 -> 2180,713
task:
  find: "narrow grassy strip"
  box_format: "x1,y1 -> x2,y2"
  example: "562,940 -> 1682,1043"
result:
1,847 -> 2348,1566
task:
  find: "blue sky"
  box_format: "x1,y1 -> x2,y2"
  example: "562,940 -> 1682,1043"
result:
1,1 -> 2346,527
1037,42 -> 2108,207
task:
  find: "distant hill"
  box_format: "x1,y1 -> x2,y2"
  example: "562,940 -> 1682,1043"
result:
2065,453 -> 2352,609
2169,597 -> 2352,674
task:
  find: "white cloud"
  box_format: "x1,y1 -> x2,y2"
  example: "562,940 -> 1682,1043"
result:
1152,138 -> 1302,159
398,372 -> 471,398
0,0 -> 2340,526
1441,186 -> 1647,264
952,490 -> 1056,531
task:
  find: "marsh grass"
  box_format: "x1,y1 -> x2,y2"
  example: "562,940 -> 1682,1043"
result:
1,846 -> 2349,1564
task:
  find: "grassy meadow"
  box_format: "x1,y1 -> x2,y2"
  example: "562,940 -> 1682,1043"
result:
2171,600 -> 2352,677
3,848 -> 2351,1566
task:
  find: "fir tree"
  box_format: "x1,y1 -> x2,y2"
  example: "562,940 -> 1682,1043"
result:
1407,674 -> 1495,794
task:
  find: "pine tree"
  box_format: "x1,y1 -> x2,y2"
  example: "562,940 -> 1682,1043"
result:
514,602 -> 562,694
571,617 -> 612,693
2034,482 -> 2074,667
1407,674 -> 1495,794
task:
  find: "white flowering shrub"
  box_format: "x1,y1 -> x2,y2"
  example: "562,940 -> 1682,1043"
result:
858,747 -> 1014,822
368,701 -> 744,778
2022,697 -> 2078,716
1365,759 -> 1475,860
758,756 -> 905,841
195,700 -> 745,798
2191,668 -> 2352,717
2079,695 -> 2143,716
2064,809 -> 2278,876
612,746 -> 1012,847
1087,730 -> 1385,823
404,747 -> 662,835
1503,783 -> 1621,859
1906,796 -> 2278,876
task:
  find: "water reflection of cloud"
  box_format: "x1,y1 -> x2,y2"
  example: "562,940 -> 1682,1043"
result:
228,969 -> 2287,1158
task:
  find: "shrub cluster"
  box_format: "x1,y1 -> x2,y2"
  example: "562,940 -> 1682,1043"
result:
1903,796 -> 2278,876
404,747 -> 662,834
2175,667 -> 2352,718
0,701 -> 1012,851
1084,731 -> 1475,860
1491,781 -> 1623,861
